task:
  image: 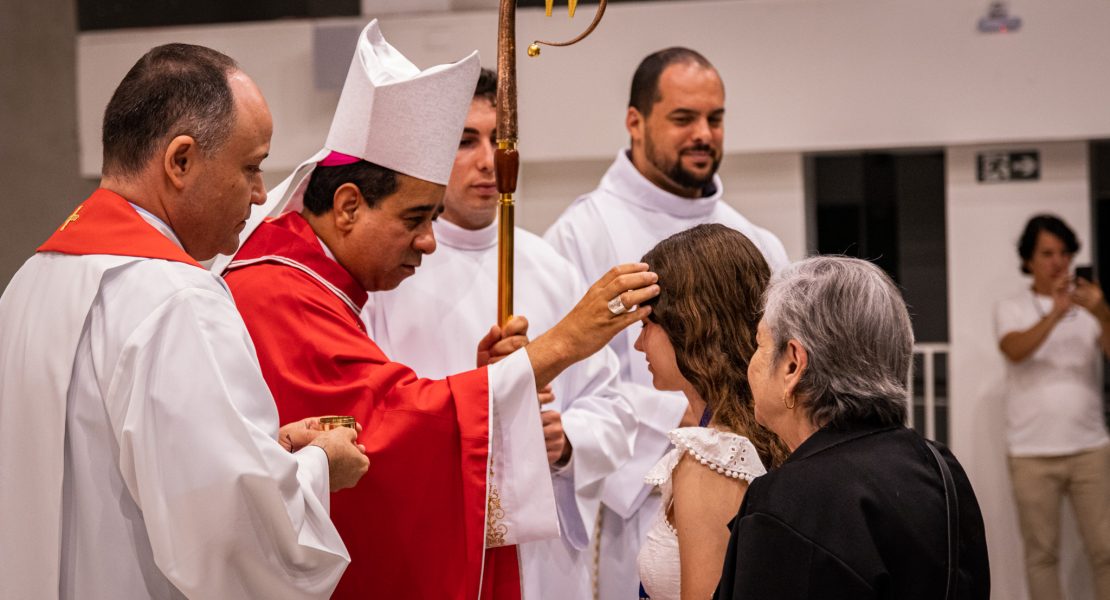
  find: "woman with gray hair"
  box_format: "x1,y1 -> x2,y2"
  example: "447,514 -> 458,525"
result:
714,256 -> 990,600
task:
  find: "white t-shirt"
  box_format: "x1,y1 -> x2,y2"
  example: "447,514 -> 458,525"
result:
994,289 -> 1110,456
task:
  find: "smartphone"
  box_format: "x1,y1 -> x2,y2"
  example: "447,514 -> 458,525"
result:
1075,265 -> 1094,282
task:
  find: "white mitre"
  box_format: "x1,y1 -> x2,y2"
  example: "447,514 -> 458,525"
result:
212,19 -> 479,273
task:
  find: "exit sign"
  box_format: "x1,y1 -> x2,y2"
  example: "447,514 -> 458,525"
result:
978,150 -> 1040,183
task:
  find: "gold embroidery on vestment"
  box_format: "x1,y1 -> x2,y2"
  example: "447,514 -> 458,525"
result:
485,466 -> 508,547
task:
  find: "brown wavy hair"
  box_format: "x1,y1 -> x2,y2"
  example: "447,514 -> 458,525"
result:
642,224 -> 789,469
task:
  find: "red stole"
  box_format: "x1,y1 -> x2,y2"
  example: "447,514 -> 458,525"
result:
37,188 -> 200,268
224,212 -> 521,600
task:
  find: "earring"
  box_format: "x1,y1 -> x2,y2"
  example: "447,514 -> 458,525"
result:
783,392 -> 796,410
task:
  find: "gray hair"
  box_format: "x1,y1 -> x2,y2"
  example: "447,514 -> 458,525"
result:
762,256 -> 911,429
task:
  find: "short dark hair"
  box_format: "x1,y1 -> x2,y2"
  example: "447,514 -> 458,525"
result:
475,68 -> 497,104
302,160 -> 399,215
102,43 -> 239,177
1017,214 -> 1080,274
628,47 -> 715,117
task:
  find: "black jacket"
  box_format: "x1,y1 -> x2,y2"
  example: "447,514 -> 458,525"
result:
715,424 -> 990,599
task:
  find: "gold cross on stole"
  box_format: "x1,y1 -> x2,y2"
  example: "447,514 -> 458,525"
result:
60,205 -> 82,231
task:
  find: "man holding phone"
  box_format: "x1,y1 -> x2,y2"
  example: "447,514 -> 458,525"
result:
995,214 -> 1110,600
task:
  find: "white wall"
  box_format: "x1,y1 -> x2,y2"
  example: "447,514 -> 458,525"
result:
77,0 -> 1110,174
721,152 -> 807,260
948,141 -> 1096,600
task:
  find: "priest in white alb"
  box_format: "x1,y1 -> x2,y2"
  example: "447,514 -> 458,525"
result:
0,44 -> 369,599
364,67 -> 638,599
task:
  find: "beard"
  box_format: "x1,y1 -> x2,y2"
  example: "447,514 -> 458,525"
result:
645,135 -> 721,191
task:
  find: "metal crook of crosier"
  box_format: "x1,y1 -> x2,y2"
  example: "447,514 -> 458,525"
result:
495,0 -> 609,326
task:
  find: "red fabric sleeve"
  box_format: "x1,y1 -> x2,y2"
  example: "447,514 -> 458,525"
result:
225,263 -> 510,600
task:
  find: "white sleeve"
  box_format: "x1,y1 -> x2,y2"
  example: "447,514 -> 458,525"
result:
111,289 -> 348,599
995,296 -> 1029,340
485,348 -> 561,547
599,380 -> 687,518
559,347 -> 636,489
555,345 -> 637,550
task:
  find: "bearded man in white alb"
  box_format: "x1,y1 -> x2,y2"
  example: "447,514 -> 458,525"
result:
0,43 -> 368,599
544,47 -> 789,600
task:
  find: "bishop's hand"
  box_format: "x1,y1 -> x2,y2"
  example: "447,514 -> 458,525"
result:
476,316 -> 531,367
526,263 -> 659,390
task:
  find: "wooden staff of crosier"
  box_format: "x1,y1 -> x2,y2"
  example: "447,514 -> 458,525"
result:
495,0 -> 609,326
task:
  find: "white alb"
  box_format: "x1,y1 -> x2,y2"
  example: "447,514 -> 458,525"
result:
0,209 -> 348,599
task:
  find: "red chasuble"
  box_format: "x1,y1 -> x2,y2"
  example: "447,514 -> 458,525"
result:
223,212 -> 521,600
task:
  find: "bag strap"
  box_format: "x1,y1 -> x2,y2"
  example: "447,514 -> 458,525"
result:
925,440 -> 960,600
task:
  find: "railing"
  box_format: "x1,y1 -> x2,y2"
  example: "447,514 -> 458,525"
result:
907,342 -> 950,441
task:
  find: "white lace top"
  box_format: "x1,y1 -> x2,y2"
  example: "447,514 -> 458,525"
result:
637,427 -> 767,600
